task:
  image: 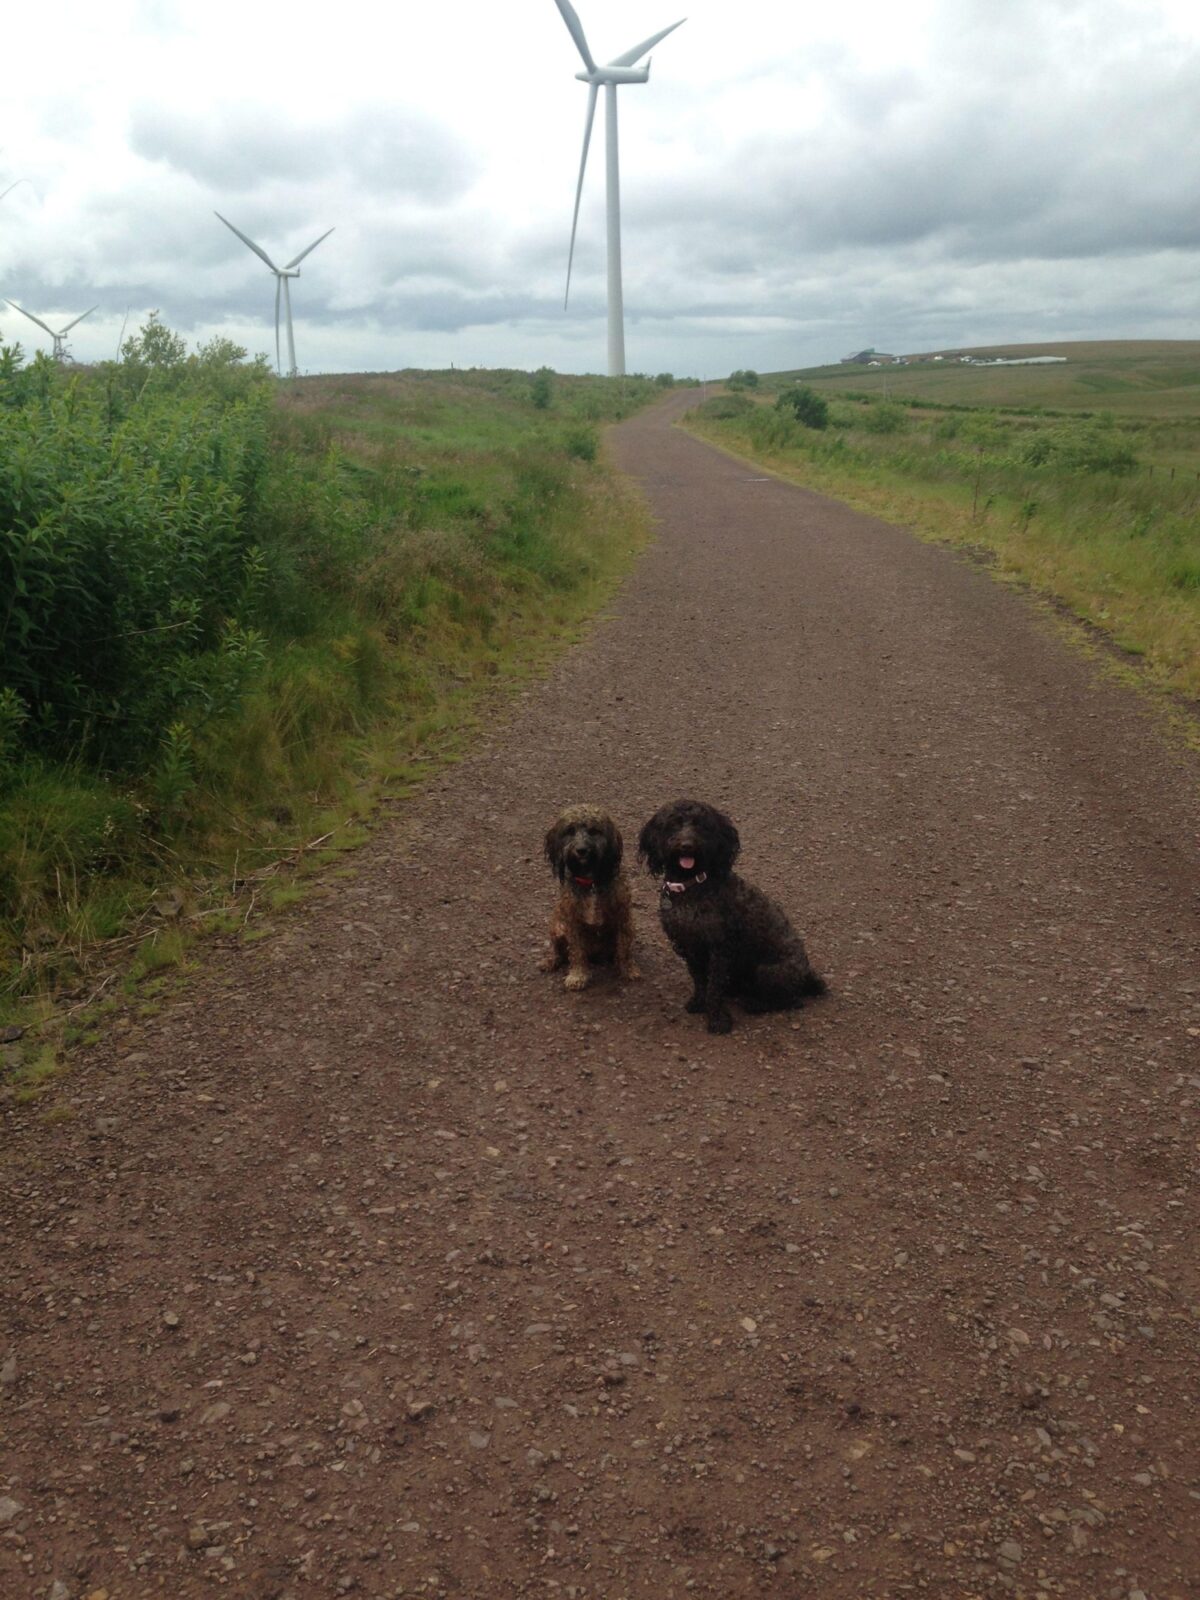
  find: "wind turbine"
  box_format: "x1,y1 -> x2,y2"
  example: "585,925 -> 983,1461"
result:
215,212 -> 333,378
553,0 -> 684,377
4,300 -> 97,361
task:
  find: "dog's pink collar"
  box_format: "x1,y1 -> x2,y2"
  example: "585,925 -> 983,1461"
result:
663,872 -> 706,895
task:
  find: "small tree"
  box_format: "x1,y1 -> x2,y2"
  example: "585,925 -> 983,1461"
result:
776,383 -> 829,430
530,366 -> 554,410
727,368 -> 759,391
121,311 -> 187,370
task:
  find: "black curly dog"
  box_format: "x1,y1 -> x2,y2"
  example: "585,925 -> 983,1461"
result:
638,799 -> 826,1034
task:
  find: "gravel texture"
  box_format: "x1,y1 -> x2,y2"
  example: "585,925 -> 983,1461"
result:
2,390 -> 1198,1599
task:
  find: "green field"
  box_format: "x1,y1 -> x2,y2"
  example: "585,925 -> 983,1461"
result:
776,340 -> 1200,417
687,343 -> 1200,704
0,334 -> 659,1035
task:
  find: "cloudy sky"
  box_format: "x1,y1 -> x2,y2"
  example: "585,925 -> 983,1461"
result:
2,0 -> 1199,377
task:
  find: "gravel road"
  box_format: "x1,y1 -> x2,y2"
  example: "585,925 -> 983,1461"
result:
2,390 -> 1198,1599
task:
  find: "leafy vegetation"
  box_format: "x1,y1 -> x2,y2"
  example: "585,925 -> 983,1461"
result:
775,384 -> 829,430
687,375 -> 1200,699
0,331 -> 656,1004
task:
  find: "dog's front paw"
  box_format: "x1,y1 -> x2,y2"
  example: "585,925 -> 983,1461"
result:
707,1011 -> 734,1034
538,952 -> 561,973
685,993 -> 706,1013
563,969 -> 590,992
621,963 -> 642,982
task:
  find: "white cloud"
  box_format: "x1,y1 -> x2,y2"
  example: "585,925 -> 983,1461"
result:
2,0 -> 1199,374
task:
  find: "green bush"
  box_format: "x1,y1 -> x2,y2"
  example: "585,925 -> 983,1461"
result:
776,384 -> 829,430
562,424 -> 598,462
530,367 -> 554,410
0,336 -> 272,771
1016,423 -> 1138,474
726,369 -> 759,391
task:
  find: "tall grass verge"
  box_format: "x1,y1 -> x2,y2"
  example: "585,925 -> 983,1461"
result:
1,337 -> 657,1014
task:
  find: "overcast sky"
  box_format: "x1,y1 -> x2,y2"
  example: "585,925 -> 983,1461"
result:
3,0 -> 1199,377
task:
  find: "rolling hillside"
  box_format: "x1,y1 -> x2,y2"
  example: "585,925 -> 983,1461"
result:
772,340 -> 1200,415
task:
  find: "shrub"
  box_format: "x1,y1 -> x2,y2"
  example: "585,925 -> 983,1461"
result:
726,369 -> 759,391
530,367 -> 554,410
562,424 -> 598,462
1060,427 -> 1138,475
775,384 -> 829,430
1018,425 -> 1139,474
0,332 -> 273,771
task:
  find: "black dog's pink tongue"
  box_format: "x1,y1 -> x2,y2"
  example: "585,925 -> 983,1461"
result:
679,856 -> 695,871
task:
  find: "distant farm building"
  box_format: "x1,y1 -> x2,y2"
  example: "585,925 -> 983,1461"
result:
841,348 -> 898,365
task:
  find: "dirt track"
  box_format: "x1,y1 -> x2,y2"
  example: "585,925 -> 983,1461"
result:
2,391 -> 1199,1599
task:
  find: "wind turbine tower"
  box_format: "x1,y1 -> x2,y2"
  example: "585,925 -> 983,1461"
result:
5,300 -> 97,361
553,0 -> 684,377
215,213 -> 334,378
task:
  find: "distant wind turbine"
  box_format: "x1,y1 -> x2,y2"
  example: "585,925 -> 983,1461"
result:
1,179 -> 30,202
4,300 -> 97,361
215,212 -> 334,378
553,0 -> 684,377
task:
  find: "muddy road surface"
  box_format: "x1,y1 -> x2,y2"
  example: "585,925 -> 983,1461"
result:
3,391 -> 1198,1599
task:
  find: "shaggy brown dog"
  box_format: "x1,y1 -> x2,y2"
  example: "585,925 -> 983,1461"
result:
639,798 -> 826,1033
541,806 -> 638,990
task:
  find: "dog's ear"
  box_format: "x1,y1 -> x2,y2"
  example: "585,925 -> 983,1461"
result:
601,816 -> 623,875
543,818 -> 568,880
706,805 -> 741,875
637,808 -> 668,875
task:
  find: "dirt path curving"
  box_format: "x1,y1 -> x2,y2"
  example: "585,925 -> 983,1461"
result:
2,391 -> 1198,1599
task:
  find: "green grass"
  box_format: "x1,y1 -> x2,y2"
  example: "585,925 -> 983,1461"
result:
768,340 -> 1200,417
1,348 -> 659,1067
8,1042 -> 62,1103
685,349 -> 1200,702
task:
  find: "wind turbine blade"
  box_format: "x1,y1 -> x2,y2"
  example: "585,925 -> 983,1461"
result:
284,227 -> 334,270
564,83 -> 598,309
1,179 -> 29,202
214,211 -> 279,272
553,0 -> 596,72
60,306 -> 98,335
274,276 -> 282,375
5,300 -> 56,338
608,17 -> 684,68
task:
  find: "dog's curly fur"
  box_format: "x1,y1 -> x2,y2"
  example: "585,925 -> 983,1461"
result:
541,806 -> 638,990
638,798 -> 826,1033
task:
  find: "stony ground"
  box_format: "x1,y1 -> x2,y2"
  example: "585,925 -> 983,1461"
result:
2,391 -> 1198,1600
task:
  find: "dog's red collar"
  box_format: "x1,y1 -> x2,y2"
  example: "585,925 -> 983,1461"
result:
663,872 -> 707,895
